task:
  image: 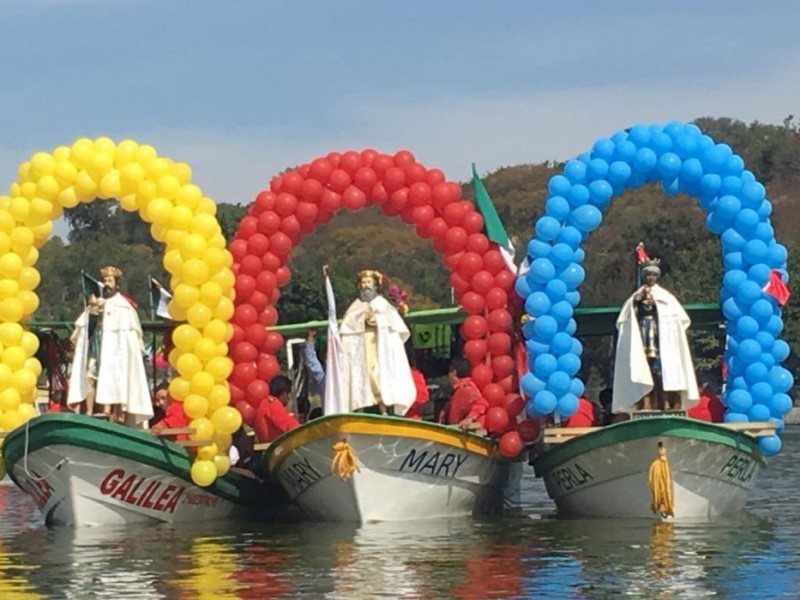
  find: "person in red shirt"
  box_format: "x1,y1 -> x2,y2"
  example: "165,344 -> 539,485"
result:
403,345 -> 430,420
443,357 -> 489,431
563,395 -> 596,428
253,375 -> 300,443
150,392 -> 189,441
688,376 -> 725,423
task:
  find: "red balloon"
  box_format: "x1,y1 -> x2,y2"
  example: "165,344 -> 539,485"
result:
275,266 -> 291,286
449,272 -> 470,294
466,233 -> 490,254
499,430 -> 523,458
256,355 -> 280,380
426,168 -> 445,187
263,331 -> 284,353
383,167 -> 406,192
457,251 -> 484,277
495,270 -> 515,291
300,178 -> 324,202
230,239 -> 248,262
481,250 -> 504,275
463,339 -> 487,364
281,215 -> 301,240
412,205 -> 434,228
432,182 -> 461,210
249,290 -> 269,313
269,175 -> 283,194
339,150 -> 363,175
232,362 -> 257,387
408,182 -> 432,206
269,232 -> 292,256
298,164 -> 310,178
296,201 -> 319,223
360,148 -> 379,165
319,189 -> 342,213
518,419 -> 541,443
461,291 -> 486,314
462,212 -> 485,235
462,315 -> 488,340
487,332 -> 511,355
482,383 -> 505,407
229,323 -> 246,348
270,288 -> 280,303
444,227 -> 468,251
404,163 -> 428,185
498,374 -> 515,393
234,274 -> 256,301
281,171 -> 304,195
492,355 -> 515,379
255,271 -> 277,294
254,191 -> 277,212
329,169 -> 351,193
247,233 -> 270,256
485,287 -> 508,310
257,211 -> 282,236
240,255 -> 262,277
309,158 -> 334,183
471,270 -> 495,295
487,308 -> 512,333
399,206 -> 416,225
275,193 -> 298,217
234,341 -> 258,363
393,150 -> 415,166
259,306 -> 278,326
389,188 -> 409,211
354,167 -> 378,192
326,152 -> 342,168
427,217 -> 448,240
245,323 -> 268,348
443,202 -> 466,226
370,182 -> 389,205
371,154 -> 394,176
234,401 -> 257,426
234,304 -> 258,327
229,382 -> 246,405
343,185 -> 368,211
486,407 -> 510,436
471,364 -> 493,389
260,251 -> 281,272
443,250 -> 464,271
504,393 -> 525,419
246,379 -> 269,404
432,236 -> 447,254
237,216 -> 258,239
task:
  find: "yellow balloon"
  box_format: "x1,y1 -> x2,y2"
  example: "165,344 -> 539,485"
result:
120,161 -> 145,190
180,233 -> 207,259
114,140 -> 138,167
196,442 -> 219,461
175,183 -> 202,210
193,337 -> 217,362
70,138 -> 94,168
165,228 -> 187,248
54,160 -> 78,187
146,197 -> 173,225
196,197 -> 217,216
190,371 -> 215,397
0,254 -> 22,278
0,363 -> 11,387
0,279 -> 19,298
213,454 -> 231,477
133,144 -> 158,165
53,146 -> 70,161
164,249 -> 183,275
206,356 -> 233,382
176,352 -> 203,378
20,331 -> 39,356
119,194 -> 138,212
36,176 -> 60,201
183,394 -> 209,420
171,162 -> 193,184
0,322 -> 23,346
168,376 -> 192,401
10,227 -> 34,253
20,246 -> 39,267
211,269 -> 235,293
187,303 -> 212,329
18,402 -> 38,422
2,346 -> 26,370
11,368 -> 36,392
190,459 -> 217,487
212,296 -> 235,321
93,136 -> 117,155
19,291 -> 39,316
57,186 -> 79,208
210,406 -> 242,436
30,196 -> 55,219
150,223 -> 168,243
74,170 -> 98,197
89,152 -> 114,179
0,409 -> 23,432
146,158 -> 171,180
191,213 -> 219,239
199,281 -> 223,306
99,171 -> 122,198
202,248 -> 228,273
0,388 -> 21,412
172,324 -> 201,351
157,174 -> 181,199
208,385 -> 230,411
24,357 -> 42,377
21,182 -> 37,200
203,319 -> 228,344
17,161 -> 32,182
212,431 -> 232,451
0,233 -> 9,255
181,258 -> 209,287
136,180 -> 158,208
189,417 -> 214,440
174,283 -> 200,308
169,205 -> 193,231
0,298 -> 24,322
9,197 -> 30,221
17,268 -> 39,293
167,301 -> 188,322
30,152 -> 56,177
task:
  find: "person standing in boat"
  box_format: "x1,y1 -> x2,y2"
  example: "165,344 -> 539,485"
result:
612,249 -> 699,414
336,269 -> 416,416
67,265 -> 153,427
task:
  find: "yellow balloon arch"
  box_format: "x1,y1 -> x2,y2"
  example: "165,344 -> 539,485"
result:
1,137 -> 240,486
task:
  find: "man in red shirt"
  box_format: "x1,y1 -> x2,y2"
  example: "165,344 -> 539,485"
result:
150,392 -> 189,441
563,395 -> 596,428
254,375 -> 300,443
403,345 -> 430,420
688,376 -> 725,423
443,357 -> 489,431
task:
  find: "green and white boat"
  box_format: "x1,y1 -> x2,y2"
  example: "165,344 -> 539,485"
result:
2,413 -> 266,527
532,416 -> 775,520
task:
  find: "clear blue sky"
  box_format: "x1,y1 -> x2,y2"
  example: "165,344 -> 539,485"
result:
2,1 -> 800,237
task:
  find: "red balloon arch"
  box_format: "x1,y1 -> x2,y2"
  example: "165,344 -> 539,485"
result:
228,149 -> 534,453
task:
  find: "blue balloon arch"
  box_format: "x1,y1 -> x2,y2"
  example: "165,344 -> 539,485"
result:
516,121 -> 792,456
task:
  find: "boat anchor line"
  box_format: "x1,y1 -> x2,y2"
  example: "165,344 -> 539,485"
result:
22,419 -> 67,482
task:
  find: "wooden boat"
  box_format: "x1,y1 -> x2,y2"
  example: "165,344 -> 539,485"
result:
1,413 -> 266,527
264,413 -> 510,523
531,415 -> 776,520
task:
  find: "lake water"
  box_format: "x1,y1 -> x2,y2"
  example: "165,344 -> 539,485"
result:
1,431 -> 798,599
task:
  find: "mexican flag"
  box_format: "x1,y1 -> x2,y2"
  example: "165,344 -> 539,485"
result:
81,270 -> 103,300
149,277 -> 173,319
471,164 -> 516,273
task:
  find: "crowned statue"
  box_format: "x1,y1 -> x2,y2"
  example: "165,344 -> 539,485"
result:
67,265 -> 154,426
612,244 -> 699,413
335,269 -> 416,415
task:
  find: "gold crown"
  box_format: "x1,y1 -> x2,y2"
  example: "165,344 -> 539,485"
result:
100,265 -> 123,279
357,269 -> 383,288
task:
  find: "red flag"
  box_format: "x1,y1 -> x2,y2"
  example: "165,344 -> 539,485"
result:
763,270 -> 791,306
635,242 -> 650,264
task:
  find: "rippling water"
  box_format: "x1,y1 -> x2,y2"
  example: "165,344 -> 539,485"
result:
1,431 -> 798,599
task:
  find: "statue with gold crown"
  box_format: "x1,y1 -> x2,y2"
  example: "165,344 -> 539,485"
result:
335,269 -> 416,416
67,265 -> 154,426
612,244 -> 699,414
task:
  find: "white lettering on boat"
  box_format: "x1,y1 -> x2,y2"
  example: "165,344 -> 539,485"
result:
719,454 -> 756,483
98,468 -> 184,513
279,456 -> 322,495
548,463 -> 594,493
21,470 -> 55,510
399,449 -> 468,478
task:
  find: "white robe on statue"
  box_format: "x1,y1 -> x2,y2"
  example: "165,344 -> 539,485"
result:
67,294 -> 154,425
612,284 -> 699,413
337,295 -> 416,415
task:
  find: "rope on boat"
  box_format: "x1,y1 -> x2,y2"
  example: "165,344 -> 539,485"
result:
648,441 -> 674,518
331,439 -> 360,481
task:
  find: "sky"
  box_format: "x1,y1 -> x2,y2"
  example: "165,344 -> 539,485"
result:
2,0 -> 800,239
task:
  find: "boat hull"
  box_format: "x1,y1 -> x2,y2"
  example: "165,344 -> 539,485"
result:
266,414 -> 509,523
2,414 -> 262,527
532,417 -> 764,520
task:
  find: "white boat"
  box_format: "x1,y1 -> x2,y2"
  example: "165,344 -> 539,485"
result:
2,413 -> 266,527
265,413 -> 510,523
531,416 -> 776,520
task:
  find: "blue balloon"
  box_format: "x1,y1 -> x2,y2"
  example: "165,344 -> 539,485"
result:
765,315 -> 784,336
556,393 -> 579,418
520,372 -> 546,398
751,382 -> 773,404
680,157 -> 704,181
771,339 -> 790,362
722,297 -> 743,321
699,173 -> 722,195
569,377 -> 585,397
661,178 -> 680,196
628,125 -> 651,147
527,239 -> 552,259
723,269 -> 747,293
657,152 -> 682,179
557,352 -> 581,376
573,248 -> 586,263
741,181 -> 766,207
726,389 -> 753,413
744,362 -> 769,384
736,316 -> 759,338
548,371 -> 572,396
754,223 -> 774,243
592,139 -> 615,161
570,204 -> 603,233
532,390 -> 558,416
761,353 -> 776,369
547,175 -> 572,197
567,184 -> 590,207
535,216 -> 561,242
586,158 -> 609,181
769,366 -> 794,393
716,195 -> 741,219
514,276 -> 532,299
533,315 -> 558,341
702,144 -> 728,172
722,154 -> 745,177
759,435 -> 782,457
550,301 -> 573,325
721,229 -> 746,252
551,243 -> 574,268
755,331 -> 775,352
743,240 -> 769,265
768,243 -> 788,268
769,417 -> 785,433
734,209 -> 759,235
699,193 -> 717,212
522,320 -> 537,340
758,200 -> 773,219
608,161 -> 632,185
673,132 -> 699,159
723,411 -> 749,423
749,298 -> 774,324
563,160 -> 588,184
729,375 -> 748,390
663,120 -> 684,138
545,196 -> 571,221
570,338 -> 583,356
550,332 -> 573,355
613,140 -> 637,162
748,403 -> 771,421
720,175 -> 743,196
650,132 -> 673,155
558,226 -> 583,248
633,147 -> 658,173
588,180 -> 614,208
545,278 -> 567,302
526,339 -> 550,359
747,264 -> 771,287
525,291 -> 551,317
770,393 -> 793,416
737,339 -> 762,363
565,291 -> 581,307
530,258 -> 556,284
533,353 -> 558,378
628,171 -> 647,189
723,251 -> 744,271
561,264 -> 586,289
736,281 -> 762,306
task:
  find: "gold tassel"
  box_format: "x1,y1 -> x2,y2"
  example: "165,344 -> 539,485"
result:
331,439 -> 360,481
648,442 -> 674,517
